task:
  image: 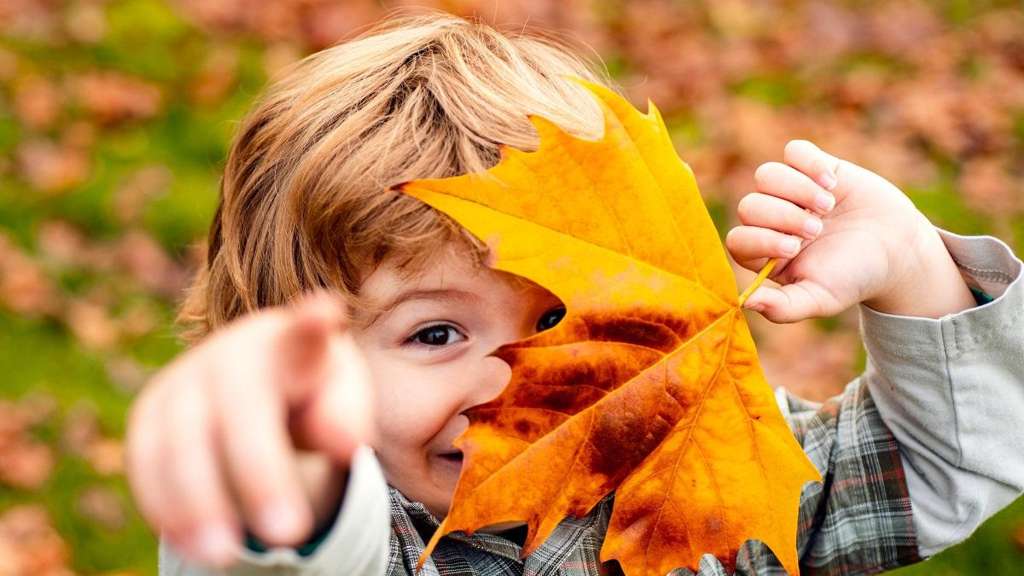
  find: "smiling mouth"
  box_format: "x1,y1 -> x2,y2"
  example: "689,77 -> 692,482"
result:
438,451 -> 464,463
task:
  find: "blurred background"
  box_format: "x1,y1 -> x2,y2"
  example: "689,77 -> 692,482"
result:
0,0 -> 1022,574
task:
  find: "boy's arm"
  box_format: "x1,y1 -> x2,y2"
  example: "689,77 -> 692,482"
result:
779,226 -> 1024,572
158,446 -> 392,576
856,227 -> 1024,557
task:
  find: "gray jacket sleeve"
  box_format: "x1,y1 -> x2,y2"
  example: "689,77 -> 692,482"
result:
159,445 -> 391,576
856,227 -> 1024,557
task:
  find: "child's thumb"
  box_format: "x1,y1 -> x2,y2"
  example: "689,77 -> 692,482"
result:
742,282 -> 825,324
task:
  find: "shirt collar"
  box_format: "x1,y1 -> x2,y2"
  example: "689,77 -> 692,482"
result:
389,486 -> 614,569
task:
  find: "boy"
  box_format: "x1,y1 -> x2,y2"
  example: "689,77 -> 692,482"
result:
127,11 -> 1024,576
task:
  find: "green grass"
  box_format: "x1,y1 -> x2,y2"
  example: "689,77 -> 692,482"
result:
0,312 -> 164,574
895,496 -> 1024,575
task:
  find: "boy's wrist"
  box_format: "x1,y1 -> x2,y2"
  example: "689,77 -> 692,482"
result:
863,223 -> 977,318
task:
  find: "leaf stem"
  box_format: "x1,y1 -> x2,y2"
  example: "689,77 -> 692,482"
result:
738,258 -> 777,307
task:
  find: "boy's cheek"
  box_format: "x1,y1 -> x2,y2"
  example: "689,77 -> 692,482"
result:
367,366 -> 461,454
354,343 -> 473,510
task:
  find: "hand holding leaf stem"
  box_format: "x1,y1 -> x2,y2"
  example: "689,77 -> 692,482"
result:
728,139 -> 976,322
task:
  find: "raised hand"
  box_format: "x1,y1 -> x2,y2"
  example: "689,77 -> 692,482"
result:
125,289 -> 374,566
727,139 -> 975,323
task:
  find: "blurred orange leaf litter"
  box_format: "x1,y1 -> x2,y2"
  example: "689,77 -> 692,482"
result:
399,78 -> 822,576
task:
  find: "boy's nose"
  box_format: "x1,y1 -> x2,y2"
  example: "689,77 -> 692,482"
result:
460,355 -> 512,412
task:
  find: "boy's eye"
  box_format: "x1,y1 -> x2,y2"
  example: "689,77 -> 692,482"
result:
536,307 -> 566,332
407,324 -> 466,347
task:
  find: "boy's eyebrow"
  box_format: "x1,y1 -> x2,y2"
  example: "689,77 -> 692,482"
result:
362,288 -> 479,326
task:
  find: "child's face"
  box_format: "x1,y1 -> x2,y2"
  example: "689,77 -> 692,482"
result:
351,242 -> 565,518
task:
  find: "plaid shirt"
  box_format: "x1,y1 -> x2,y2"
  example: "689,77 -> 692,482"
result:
385,378 -> 920,576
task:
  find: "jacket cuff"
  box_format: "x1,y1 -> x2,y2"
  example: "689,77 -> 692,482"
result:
857,228 -> 1022,455
858,227 -> 1022,360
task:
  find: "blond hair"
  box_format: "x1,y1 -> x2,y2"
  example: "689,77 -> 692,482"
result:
177,9 -> 614,343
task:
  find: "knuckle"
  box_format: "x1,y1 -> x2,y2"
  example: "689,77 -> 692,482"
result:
125,395 -> 150,439
817,157 -> 839,178
124,465 -> 153,513
813,156 -> 828,172
162,505 -> 199,537
784,139 -> 811,154
759,230 -> 779,251
232,455 -> 284,504
131,474 -> 171,532
725,227 -> 743,249
126,397 -> 162,466
168,388 -> 205,435
165,431 -> 194,473
139,371 -> 171,403
753,162 -> 780,187
124,431 -> 146,478
735,195 -> 755,222
783,139 -> 814,164
789,204 -> 810,226
134,496 -> 165,532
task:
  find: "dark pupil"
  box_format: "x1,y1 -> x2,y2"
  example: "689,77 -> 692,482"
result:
418,326 -> 451,345
537,307 -> 566,332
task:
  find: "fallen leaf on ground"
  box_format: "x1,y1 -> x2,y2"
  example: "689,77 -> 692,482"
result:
0,440 -> 54,490
70,72 -> 162,125
76,487 -> 126,530
15,138 -> 89,194
1012,522 -> 1024,553
0,505 -> 71,576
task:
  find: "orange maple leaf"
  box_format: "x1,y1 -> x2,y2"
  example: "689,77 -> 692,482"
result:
398,78 -> 822,576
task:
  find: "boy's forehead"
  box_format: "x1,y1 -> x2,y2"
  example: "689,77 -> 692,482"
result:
353,245 -> 551,325
353,247 -> 491,315
375,243 -> 491,288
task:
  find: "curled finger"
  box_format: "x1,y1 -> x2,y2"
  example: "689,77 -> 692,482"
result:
159,378 -> 242,566
736,192 -> 825,239
752,161 -> 836,215
209,335 -> 314,548
726,225 -> 805,270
